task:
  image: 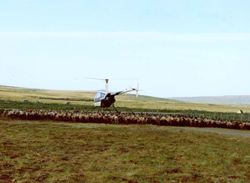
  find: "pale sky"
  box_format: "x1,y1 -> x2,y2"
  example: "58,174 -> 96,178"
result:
1,0 -> 250,98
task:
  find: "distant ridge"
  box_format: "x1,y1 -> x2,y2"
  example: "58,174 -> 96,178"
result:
170,95 -> 250,105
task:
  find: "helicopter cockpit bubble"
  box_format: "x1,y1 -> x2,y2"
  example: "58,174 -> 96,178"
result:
94,92 -> 105,102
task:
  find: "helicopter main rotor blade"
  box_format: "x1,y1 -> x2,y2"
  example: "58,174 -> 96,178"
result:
85,77 -> 138,81
85,77 -> 108,81
111,78 -> 138,80
86,77 -> 109,93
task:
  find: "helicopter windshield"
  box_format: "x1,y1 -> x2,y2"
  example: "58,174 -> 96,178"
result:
94,92 -> 106,102
95,92 -> 101,99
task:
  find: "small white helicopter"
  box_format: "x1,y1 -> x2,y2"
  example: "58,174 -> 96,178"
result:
87,78 -> 140,110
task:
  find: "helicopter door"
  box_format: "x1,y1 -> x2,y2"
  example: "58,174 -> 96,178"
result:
94,92 -> 105,107
102,93 -> 116,107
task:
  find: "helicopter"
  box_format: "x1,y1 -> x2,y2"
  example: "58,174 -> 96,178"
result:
87,78 -> 140,110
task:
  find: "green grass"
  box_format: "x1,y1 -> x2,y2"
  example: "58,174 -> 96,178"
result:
0,120 -> 249,182
0,85 -> 95,106
2,85 -> 250,121
0,85 -> 250,113
1,85 -> 250,113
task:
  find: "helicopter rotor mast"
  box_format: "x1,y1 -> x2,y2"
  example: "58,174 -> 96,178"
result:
85,77 -> 109,93
105,79 -> 109,94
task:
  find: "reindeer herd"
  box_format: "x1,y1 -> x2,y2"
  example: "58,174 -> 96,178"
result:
1,109 -> 250,130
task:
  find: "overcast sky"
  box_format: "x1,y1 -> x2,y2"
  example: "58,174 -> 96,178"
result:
1,0 -> 250,98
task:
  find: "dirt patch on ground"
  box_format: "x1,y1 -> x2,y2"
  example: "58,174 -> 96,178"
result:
180,127 -> 250,138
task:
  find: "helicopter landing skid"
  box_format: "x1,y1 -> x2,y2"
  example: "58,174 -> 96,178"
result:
112,104 -> 120,113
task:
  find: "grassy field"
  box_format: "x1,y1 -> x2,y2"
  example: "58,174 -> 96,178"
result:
2,85 -> 250,122
1,86 -> 250,182
1,85 -> 250,114
0,119 -> 249,183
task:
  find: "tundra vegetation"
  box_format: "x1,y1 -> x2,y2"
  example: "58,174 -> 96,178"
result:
0,85 -> 250,182
1,85 -> 250,121
0,120 -> 249,182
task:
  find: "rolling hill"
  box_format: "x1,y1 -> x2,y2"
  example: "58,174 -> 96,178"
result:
1,85 -> 250,113
170,95 -> 250,105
